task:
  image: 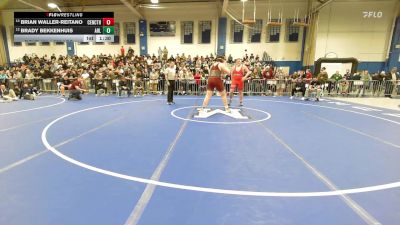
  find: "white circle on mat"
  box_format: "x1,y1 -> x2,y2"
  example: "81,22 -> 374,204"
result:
41,98 -> 400,197
0,96 -> 65,116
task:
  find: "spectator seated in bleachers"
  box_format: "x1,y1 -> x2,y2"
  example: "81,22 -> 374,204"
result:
0,69 -> 7,85
30,83 -> 41,95
149,68 -> 159,95
19,83 -> 37,100
117,76 -> 131,97
304,78 -> 322,101
133,76 -> 144,97
371,71 -> 385,96
131,70 -> 144,97
81,69 -> 91,89
192,69 -> 204,95
261,65 -> 275,96
178,67 -> 191,95
275,69 -> 288,96
327,70 -> 342,96
0,51 -> 395,99
290,77 -> 306,100
291,71 -> 299,79
58,74 -> 71,97
338,76 -> 349,96
94,73 -> 108,96
0,84 -> 18,103
350,71 -> 361,81
317,67 -> 328,93
12,85 -> 21,97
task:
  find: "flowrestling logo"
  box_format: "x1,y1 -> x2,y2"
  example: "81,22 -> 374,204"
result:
194,108 -> 249,119
363,11 -> 383,18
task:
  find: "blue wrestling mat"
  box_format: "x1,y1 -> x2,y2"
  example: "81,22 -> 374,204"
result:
1,95 -> 400,225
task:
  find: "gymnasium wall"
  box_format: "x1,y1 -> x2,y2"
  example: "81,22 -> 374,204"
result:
142,3 -> 218,58
224,1 -> 307,61
0,1 -> 308,62
71,5 -> 140,57
315,0 -> 398,72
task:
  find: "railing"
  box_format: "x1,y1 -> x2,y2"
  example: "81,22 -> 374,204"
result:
1,78 -> 399,98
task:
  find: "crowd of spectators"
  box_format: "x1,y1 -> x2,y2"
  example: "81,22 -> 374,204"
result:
0,47 -> 399,102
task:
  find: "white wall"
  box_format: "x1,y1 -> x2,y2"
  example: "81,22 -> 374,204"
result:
143,3 -> 218,57
1,1 -> 309,61
72,5 -> 140,57
315,0 -> 398,62
143,1 -> 308,60
225,1 -> 307,60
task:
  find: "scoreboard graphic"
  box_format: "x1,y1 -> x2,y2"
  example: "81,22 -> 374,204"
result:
14,12 -> 115,42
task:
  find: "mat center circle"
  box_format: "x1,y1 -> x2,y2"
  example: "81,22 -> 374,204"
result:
171,105 -> 272,124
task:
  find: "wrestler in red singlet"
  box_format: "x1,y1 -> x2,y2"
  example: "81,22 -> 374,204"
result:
228,58 -> 251,106
200,57 -> 231,112
207,63 -> 225,92
230,65 -> 245,92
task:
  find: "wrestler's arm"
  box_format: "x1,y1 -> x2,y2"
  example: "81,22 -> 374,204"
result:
243,66 -> 252,80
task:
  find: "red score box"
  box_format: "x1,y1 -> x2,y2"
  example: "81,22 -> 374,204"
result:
102,18 -> 114,26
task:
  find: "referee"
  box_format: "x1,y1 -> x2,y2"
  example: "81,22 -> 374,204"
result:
165,61 -> 177,105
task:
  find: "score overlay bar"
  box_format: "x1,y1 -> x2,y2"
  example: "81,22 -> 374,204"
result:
14,12 -> 114,18
14,12 -> 114,42
14,34 -> 114,42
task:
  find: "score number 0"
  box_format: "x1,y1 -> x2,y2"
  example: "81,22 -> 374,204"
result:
102,18 -> 115,35
102,18 -> 115,26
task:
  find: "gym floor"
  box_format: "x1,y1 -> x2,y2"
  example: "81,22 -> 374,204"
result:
1,95 -> 400,225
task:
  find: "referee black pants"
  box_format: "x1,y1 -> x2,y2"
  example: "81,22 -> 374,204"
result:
291,87 -> 305,97
167,80 -> 175,103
